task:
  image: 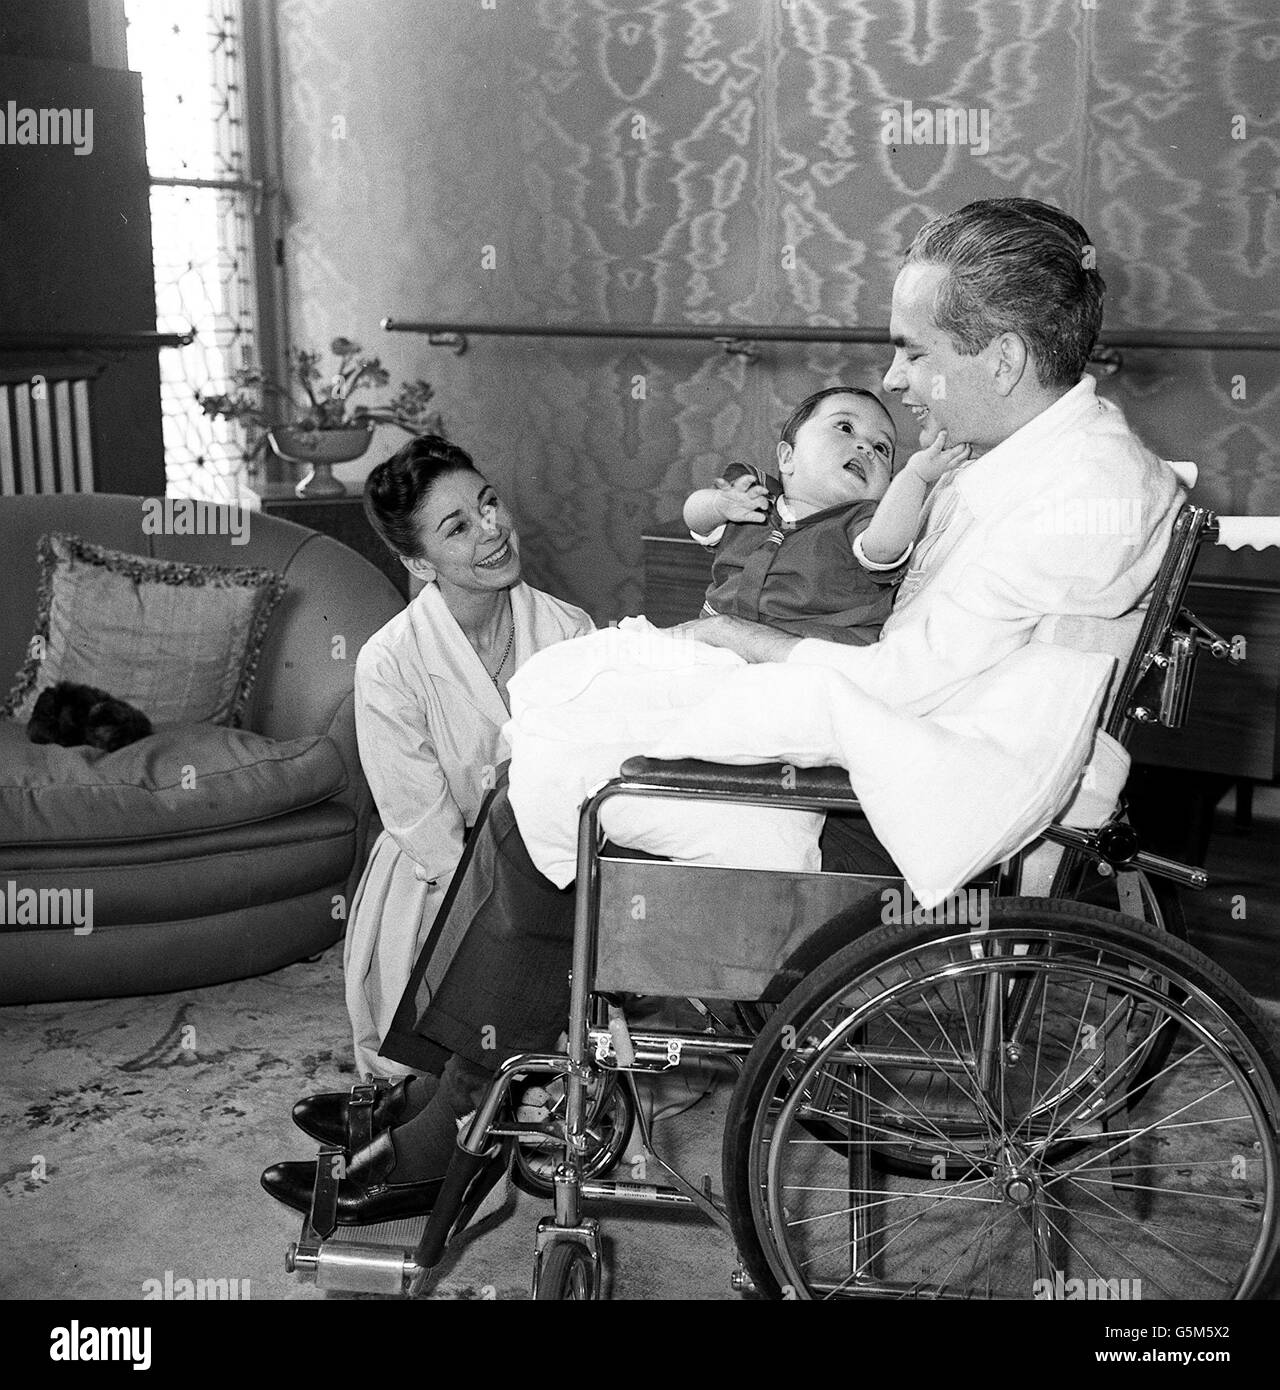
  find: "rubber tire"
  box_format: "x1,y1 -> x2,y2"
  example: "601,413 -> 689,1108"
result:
723,898 -> 1280,1301
1069,862 -> 1187,942
535,1240 -> 597,1300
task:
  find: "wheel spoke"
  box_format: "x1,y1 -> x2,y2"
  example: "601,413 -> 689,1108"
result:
796,1075 -> 991,1166
1043,1073 -> 1232,1187
1045,1174 -> 1234,1296
1030,1021 -> 1191,1154
736,909 -> 1280,1301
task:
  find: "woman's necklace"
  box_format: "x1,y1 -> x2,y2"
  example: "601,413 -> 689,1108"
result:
487,601 -> 515,688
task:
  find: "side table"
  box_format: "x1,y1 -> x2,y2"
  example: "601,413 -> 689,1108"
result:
260,489 -> 409,600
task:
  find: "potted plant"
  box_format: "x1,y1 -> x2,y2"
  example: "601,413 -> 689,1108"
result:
200,337 -> 445,497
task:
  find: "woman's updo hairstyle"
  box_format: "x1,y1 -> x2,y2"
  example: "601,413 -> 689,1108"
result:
363,434 -> 478,559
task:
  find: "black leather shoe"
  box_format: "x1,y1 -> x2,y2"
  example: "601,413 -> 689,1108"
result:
291,1077 -> 414,1147
261,1131 -> 444,1226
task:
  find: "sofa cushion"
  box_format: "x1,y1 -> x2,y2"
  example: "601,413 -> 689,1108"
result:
0,719 -> 348,847
1,532 -> 287,727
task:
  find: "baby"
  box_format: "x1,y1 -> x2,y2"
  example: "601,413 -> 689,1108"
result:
504,386 -> 974,887
683,386 -> 970,645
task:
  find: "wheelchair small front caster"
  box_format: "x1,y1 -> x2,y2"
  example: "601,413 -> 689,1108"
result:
535,1241 -> 598,1300
531,1217 -> 602,1300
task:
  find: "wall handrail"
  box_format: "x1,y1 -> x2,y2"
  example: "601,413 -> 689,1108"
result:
382,316 -> 1280,361
0,330 -> 194,354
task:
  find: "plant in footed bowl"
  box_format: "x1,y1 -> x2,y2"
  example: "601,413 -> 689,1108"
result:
199,337 -> 445,496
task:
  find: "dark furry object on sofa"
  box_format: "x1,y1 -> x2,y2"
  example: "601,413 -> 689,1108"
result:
27,681 -> 154,752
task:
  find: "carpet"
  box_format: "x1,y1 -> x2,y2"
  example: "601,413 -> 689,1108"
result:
3,939 -> 1277,1301
0,943 -> 734,1301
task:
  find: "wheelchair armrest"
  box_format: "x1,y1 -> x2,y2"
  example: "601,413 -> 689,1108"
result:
618,756 -> 859,806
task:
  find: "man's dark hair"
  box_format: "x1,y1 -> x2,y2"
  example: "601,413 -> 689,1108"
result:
903,198 -> 1106,388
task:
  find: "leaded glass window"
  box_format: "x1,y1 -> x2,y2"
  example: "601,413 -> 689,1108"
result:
124,0 -> 261,502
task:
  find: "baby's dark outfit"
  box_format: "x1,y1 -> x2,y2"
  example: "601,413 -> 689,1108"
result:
699,463 -> 904,646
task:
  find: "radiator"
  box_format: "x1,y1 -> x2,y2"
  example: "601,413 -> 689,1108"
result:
0,367 -> 97,495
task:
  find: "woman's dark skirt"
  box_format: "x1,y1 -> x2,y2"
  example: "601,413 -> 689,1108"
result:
379,766 -> 896,1076
379,772 -> 576,1074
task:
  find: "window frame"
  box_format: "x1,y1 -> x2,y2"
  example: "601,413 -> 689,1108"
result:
117,0 -> 289,491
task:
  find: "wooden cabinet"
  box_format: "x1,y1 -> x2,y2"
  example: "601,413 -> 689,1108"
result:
641,522 -> 712,627
261,491 -> 410,600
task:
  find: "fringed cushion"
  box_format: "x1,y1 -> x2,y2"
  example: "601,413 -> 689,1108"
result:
0,718 -> 348,847
1,532 -> 287,728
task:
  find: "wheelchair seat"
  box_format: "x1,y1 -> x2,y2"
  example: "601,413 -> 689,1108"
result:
618,757 -> 862,805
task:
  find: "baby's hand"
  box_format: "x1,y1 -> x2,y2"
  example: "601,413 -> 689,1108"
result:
905,430 -> 970,484
714,473 -> 770,523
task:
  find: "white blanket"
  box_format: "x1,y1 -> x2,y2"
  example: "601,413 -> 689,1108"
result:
505,618 -> 1118,908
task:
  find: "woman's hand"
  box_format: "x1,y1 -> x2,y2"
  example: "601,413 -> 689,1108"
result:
667,614 -> 801,664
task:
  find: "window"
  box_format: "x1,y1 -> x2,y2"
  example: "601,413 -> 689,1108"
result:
124,0 -> 280,502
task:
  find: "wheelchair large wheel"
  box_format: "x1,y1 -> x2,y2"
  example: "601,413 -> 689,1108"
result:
871,867 -> 1191,1180
733,871 -> 1187,1181
724,899 -> 1280,1300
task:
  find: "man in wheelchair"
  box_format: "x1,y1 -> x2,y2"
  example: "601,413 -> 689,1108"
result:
262,197 -> 1192,1232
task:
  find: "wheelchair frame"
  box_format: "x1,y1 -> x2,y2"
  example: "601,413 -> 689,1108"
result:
286,504 -> 1278,1299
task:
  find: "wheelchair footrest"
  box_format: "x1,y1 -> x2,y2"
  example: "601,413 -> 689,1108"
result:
286,1149 -> 516,1297
288,1229 -> 422,1296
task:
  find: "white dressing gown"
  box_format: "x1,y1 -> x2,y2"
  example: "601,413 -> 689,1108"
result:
344,580 -> 593,1076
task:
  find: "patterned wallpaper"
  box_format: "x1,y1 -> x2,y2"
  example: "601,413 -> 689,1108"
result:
275,0 -> 1280,620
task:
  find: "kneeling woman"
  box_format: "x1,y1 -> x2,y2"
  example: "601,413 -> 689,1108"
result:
317,436 -> 592,1120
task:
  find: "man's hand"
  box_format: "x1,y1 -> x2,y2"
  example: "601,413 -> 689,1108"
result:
714,474 -> 770,524
668,614 -> 801,664
904,429 -> 970,485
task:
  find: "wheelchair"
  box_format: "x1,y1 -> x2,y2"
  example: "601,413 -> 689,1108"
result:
286,504 -> 1280,1300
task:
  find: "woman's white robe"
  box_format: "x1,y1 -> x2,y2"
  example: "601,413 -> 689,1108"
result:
344,580 -> 593,1076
